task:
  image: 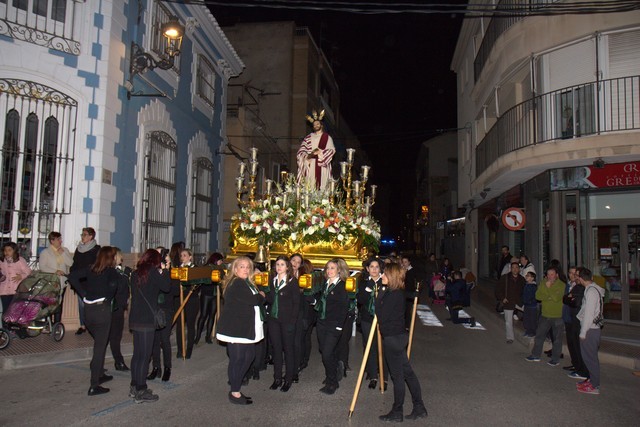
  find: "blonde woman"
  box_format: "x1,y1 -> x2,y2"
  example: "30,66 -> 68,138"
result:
216,256 -> 265,405
313,258 -> 349,395
376,263 -> 427,422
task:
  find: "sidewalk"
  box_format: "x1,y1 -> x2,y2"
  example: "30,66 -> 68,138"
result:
474,277 -> 640,370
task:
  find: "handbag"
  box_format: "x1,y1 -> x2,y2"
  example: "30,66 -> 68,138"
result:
137,285 -> 166,330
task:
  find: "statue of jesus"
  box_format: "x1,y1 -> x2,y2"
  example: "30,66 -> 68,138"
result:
296,110 -> 335,190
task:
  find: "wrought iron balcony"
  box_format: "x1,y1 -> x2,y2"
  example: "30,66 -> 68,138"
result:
476,75 -> 640,177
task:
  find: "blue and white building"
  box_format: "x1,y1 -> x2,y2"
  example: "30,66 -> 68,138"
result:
0,0 -> 244,268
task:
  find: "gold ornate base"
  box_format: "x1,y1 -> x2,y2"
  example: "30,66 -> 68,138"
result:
229,223 -> 369,270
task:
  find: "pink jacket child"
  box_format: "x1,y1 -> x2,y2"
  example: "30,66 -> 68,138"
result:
0,244 -> 32,296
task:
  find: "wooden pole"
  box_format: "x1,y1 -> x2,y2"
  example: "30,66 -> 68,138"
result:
407,282 -> 421,359
348,315 -> 378,418
210,285 -> 221,340
172,287 -> 198,325
376,326 -> 384,393
180,285 -> 186,359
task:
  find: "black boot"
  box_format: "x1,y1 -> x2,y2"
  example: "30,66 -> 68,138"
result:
406,405 -> 428,420
379,409 -> 403,423
205,315 -> 215,344
161,367 -> 171,382
147,366 -> 160,380
269,379 -> 283,390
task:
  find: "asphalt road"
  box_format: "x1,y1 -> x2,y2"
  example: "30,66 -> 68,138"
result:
0,302 -> 638,426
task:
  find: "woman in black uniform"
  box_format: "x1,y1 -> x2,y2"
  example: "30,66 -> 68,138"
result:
128,249 -> 171,403
195,252 -> 223,344
314,258 -> 349,395
148,248 -> 174,382
356,257 -> 387,389
67,246 -> 123,396
176,248 -> 198,359
376,263 -> 428,422
266,256 -> 300,392
217,256 -> 265,405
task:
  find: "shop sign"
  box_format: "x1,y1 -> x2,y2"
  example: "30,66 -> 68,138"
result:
550,161 -> 640,190
502,207 -> 526,231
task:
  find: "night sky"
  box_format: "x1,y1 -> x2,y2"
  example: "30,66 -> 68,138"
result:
208,1 -> 466,242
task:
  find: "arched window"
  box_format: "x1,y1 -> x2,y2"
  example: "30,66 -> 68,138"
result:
19,112 -> 39,231
0,79 -> 77,261
1,110 -> 20,233
141,131 -> 177,251
191,157 -> 213,262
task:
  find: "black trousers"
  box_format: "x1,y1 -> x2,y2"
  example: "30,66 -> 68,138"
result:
268,319 -> 296,382
301,306 -> 317,365
383,333 -> 424,413
565,320 -> 588,376
293,306 -> 304,372
316,320 -> 342,387
175,293 -> 199,358
109,308 -> 126,365
84,303 -> 112,388
338,312 -> 355,367
131,329 -> 155,391
195,293 -> 217,343
151,314 -> 173,369
53,287 -> 66,324
360,318 -> 387,380
227,343 -> 255,393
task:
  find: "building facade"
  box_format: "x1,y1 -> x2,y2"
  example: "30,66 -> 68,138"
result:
452,1 -> 640,325
219,21 -> 364,249
0,0 -> 243,326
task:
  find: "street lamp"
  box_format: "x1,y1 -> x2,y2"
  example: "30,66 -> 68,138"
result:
127,18 -> 185,97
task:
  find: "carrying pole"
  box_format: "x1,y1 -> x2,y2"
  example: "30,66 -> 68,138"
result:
348,315 -> 378,418
376,326 -> 384,393
407,281 -> 421,359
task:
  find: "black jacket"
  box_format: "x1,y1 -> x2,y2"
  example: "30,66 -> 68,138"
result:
129,269 -> 171,331
375,286 -> 405,337
70,245 -> 101,272
67,266 -> 121,302
357,276 -> 381,323
217,278 -> 265,340
266,275 -> 300,324
113,266 -> 132,311
317,279 -> 348,326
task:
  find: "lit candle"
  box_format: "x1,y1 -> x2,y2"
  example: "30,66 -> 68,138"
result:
370,184 -> 377,199
282,192 -> 288,206
346,148 -> 355,164
340,162 -> 348,179
265,179 -> 273,195
364,202 -> 370,216
280,170 -> 288,184
361,165 -> 370,181
352,180 -> 361,196
250,161 -> 258,176
295,185 -> 301,200
250,147 -> 258,161
365,196 -> 371,206
236,177 -> 244,192
304,192 -> 310,208
239,162 -> 246,177
329,179 -> 336,195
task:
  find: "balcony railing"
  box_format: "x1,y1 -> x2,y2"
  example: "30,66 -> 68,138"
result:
474,0 -> 559,82
0,0 -> 81,55
476,75 -> 640,177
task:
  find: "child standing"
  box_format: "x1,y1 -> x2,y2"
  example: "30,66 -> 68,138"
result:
523,272 -> 538,337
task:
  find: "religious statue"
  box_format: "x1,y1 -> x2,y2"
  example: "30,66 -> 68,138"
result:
296,110 -> 335,190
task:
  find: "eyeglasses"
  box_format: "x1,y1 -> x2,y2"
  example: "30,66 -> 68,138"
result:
81,233 -> 90,236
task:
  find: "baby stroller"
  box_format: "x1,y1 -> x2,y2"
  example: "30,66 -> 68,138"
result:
0,272 -> 65,349
431,274 -> 446,304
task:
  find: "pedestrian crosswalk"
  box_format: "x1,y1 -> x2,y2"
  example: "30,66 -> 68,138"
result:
416,304 -> 486,330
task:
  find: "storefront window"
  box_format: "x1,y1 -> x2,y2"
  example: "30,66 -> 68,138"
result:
541,198 -> 550,271
627,226 -> 640,323
591,225 -> 622,321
